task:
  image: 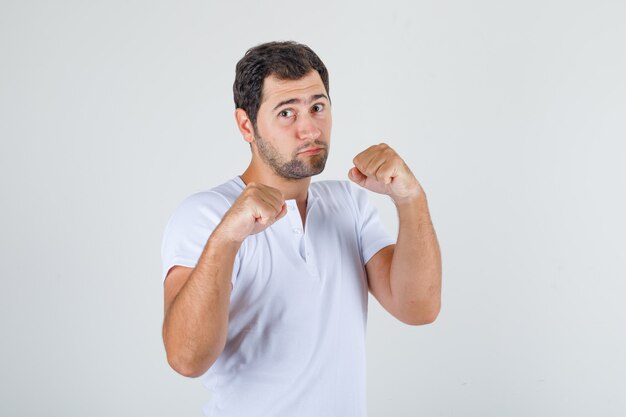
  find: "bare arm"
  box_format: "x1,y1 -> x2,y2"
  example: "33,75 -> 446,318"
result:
366,194 -> 441,325
162,183 -> 286,377
350,143 -> 442,325
162,232 -> 240,377
391,195 -> 441,322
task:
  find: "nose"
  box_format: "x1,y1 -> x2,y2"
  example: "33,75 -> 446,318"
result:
295,113 -> 321,141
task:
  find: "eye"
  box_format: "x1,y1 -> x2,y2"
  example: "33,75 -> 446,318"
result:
278,109 -> 294,118
312,103 -> 325,113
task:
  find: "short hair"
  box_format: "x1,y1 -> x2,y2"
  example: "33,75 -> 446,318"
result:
233,41 -> 330,130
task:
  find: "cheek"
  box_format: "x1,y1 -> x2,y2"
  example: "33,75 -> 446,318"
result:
311,113 -> 331,129
257,112 -> 285,134
276,118 -> 293,129
323,111 -> 332,125
321,116 -> 332,133
260,120 -> 290,138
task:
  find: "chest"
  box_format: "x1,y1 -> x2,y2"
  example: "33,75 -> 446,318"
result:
228,198 -> 368,332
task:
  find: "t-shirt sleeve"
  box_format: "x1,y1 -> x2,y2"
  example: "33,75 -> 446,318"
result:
160,191 -> 241,286
348,183 -> 396,265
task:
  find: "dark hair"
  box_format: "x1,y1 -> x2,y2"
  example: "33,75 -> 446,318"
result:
233,41 -> 330,130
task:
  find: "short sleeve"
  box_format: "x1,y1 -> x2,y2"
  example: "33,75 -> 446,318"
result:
348,183 -> 396,265
160,191 -> 241,286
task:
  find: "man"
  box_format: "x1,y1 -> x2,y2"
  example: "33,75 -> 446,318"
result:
161,41 -> 441,416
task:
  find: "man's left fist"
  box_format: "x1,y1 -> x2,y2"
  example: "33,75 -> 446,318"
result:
348,143 -> 424,202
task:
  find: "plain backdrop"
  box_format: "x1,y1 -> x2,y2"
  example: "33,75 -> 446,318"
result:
1,0 -> 625,416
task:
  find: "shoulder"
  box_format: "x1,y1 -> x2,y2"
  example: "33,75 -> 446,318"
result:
165,177 -> 244,227
204,176 -> 246,205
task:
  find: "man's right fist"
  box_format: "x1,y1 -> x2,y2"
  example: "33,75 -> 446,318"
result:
213,182 -> 287,244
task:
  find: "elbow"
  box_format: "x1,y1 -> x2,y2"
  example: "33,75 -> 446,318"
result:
166,351 -> 217,378
162,322 -> 227,378
399,300 -> 441,326
164,336 -> 225,378
418,306 -> 440,325
401,311 -> 438,326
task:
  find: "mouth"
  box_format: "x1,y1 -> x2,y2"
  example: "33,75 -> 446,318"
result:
298,147 -> 324,155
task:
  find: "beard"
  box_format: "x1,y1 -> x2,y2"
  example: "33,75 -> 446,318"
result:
254,131 -> 329,180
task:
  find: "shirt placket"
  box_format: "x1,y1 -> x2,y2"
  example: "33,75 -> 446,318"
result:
285,198 -> 320,280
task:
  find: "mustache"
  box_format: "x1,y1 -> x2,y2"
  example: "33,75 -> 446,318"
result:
295,140 -> 328,153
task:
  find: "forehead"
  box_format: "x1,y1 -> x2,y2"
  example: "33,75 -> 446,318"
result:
260,71 -> 327,107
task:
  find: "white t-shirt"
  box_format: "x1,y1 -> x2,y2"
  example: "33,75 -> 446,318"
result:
161,176 -> 395,417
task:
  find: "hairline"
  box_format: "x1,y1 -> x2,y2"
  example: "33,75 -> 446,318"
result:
258,70 -> 329,107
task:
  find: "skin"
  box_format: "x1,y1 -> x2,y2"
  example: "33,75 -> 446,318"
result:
238,70 -> 333,223
162,70 -> 442,378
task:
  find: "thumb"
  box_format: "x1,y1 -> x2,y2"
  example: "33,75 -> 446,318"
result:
348,167 -> 367,186
275,203 -> 288,221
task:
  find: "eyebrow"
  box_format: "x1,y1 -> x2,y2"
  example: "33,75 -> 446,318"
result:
272,94 -> 329,111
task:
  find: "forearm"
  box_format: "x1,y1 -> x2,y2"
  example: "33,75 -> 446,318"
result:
162,230 -> 239,377
390,194 -> 442,323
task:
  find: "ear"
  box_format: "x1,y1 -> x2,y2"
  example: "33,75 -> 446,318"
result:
235,108 -> 255,144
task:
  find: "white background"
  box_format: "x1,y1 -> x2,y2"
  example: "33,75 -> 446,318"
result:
1,1 -> 625,416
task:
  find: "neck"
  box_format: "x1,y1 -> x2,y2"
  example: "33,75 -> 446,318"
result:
240,161 -> 311,205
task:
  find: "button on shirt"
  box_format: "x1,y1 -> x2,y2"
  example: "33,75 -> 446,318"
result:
161,177 -> 395,417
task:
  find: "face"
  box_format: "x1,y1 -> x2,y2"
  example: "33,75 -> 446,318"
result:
252,70 -> 332,180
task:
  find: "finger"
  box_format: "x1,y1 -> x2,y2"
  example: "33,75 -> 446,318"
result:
274,203 -> 288,221
352,145 -> 379,172
348,166 -> 367,186
263,198 -> 286,222
256,191 -> 284,214
249,189 -> 281,219
362,151 -> 390,177
354,143 -> 394,176
255,183 -> 284,204
352,144 -> 378,162
255,201 -> 282,225
373,161 -> 397,185
251,186 -> 284,214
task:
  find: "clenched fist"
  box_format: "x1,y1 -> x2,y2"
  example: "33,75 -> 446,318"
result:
348,143 -> 424,203
214,182 -> 287,244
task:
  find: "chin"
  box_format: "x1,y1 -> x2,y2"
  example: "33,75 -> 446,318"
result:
307,155 -> 328,177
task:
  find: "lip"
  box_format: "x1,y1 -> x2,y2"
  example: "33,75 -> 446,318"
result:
298,147 -> 324,155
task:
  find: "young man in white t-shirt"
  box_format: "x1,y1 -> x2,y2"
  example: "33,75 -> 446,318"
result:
161,41 -> 442,416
